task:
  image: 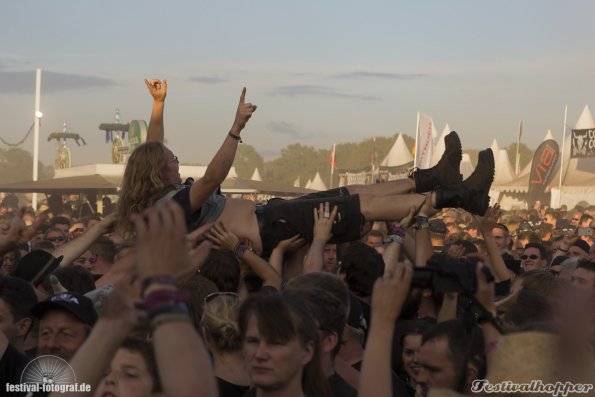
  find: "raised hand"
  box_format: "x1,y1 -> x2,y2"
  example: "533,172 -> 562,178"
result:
205,222 -> 240,252
144,79 -> 167,102
474,204 -> 501,232
313,202 -> 338,243
276,234 -> 307,253
231,87 -> 257,134
132,201 -> 191,279
371,262 -> 413,324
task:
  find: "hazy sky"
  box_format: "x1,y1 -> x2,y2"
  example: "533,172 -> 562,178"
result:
1,0 -> 594,169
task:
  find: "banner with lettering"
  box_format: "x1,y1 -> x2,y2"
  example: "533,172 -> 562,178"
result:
570,129 -> 595,158
528,139 -> 559,206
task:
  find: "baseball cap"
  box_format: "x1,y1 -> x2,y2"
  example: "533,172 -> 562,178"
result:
31,292 -> 98,326
12,250 -> 63,287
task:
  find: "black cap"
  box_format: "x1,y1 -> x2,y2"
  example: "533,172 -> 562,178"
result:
31,292 -> 98,327
429,219 -> 447,234
12,250 -> 63,287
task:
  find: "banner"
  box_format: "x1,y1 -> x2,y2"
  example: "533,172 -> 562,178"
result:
415,112 -> 435,169
570,129 -> 595,158
527,139 -> 559,206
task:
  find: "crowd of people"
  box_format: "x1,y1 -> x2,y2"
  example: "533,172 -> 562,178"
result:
0,80 -> 593,397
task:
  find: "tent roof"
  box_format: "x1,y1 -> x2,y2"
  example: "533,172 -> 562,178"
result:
493,149 -> 515,185
575,105 -> 595,129
430,125 -> 450,166
380,133 -> 412,167
250,168 -> 263,181
309,172 -> 328,191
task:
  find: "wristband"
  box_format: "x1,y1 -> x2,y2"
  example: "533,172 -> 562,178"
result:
414,216 -> 430,230
145,290 -> 189,312
384,234 -> 404,245
228,131 -> 242,143
151,312 -> 191,330
389,225 -> 406,238
147,301 -> 189,320
141,275 -> 177,297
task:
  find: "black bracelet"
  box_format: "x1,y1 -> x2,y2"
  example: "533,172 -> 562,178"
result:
228,131 -> 242,143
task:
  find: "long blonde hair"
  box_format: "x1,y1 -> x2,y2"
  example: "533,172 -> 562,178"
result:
117,141 -> 174,238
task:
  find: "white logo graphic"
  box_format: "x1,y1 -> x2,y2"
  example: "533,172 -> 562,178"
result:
21,355 -> 76,385
5,355 -> 91,394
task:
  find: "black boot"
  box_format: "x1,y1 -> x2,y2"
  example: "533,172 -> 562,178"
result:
410,131 -> 463,193
435,148 -> 495,216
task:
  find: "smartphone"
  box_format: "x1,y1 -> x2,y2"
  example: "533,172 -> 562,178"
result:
578,227 -> 593,236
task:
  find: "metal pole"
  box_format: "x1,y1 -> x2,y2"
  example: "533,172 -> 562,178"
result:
557,105 -> 568,203
32,68 -> 41,211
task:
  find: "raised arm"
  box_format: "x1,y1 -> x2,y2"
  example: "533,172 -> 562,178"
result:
206,222 -> 282,290
188,87 -> 257,212
475,205 -> 510,282
145,79 -> 167,143
303,203 -> 337,274
134,201 -> 217,397
360,263 -> 413,397
53,213 -> 117,267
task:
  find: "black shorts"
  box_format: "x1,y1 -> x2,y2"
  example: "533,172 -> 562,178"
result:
257,188 -> 364,256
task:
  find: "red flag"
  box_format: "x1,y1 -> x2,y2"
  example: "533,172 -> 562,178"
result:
328,143 -> 337,172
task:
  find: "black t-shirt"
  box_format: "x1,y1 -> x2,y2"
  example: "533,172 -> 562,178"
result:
328,372 -> 357,397
352,361 -> 411,397
217,377 -> 249,397
0,345 -> 30,396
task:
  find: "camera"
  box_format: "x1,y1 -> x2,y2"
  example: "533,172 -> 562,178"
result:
411,256 -> 494,294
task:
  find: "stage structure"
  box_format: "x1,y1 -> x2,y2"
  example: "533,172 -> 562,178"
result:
47,122 -> 86,169
98,109 -> 147,164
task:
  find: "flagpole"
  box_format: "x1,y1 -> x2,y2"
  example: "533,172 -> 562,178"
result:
558,105 -> 567,198
329,143 -> 335,189
515,121 -> 522,175
414,112 -> 420,168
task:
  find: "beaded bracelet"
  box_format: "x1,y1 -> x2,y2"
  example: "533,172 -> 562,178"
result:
141,275 -> 177,297
228,131 -> 243,143
414,216 -> 430,230
147,301 -> 189,320
151,312 -> 192,330
384,234 -> 404,245
145,290 -> 189,312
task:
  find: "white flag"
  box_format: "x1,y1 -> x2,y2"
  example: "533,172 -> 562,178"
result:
415,112 -> 435,169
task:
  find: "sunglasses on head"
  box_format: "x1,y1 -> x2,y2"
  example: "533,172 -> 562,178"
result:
521,254 -> 540,260
204,291 -> 240,304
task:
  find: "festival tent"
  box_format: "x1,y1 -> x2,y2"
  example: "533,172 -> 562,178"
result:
460,153 -> 475,180
490,139 -> 500,158
491,105 -> 595,208
493,149 -> 515,185
305,178 -> 313,189
430,124 -> 451,166
380,133 -> 413,167
293,176 -> 300,188
250,168 -> 263,181
309,172 -> 328,191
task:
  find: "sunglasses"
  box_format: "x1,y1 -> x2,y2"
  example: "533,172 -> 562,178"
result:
572,218 -> 580,221
521,254 -> 540,260
204,291 -> 240,304
47,236 -> 65,242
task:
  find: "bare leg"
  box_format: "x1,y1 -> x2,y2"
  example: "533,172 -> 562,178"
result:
346,179 -> 415,197
357,192 -> 435,222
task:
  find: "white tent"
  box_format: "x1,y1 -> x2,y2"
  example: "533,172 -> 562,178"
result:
543,129 -> 554,141
293,176 -> 300,187
490,139 -> 500,157
493,149 -> 515,185
430,124 -> 451,166
250,168 -> 263,181
309,172 -> 327,191
491,105 -> 595,208
381,133 -> 413,167
460,153 -> 474,180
